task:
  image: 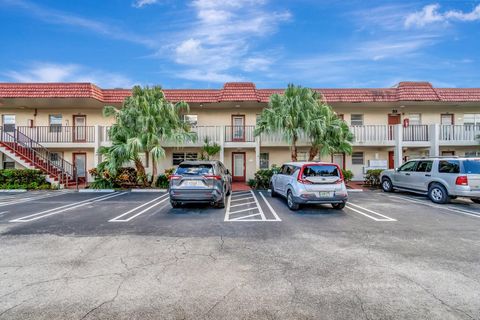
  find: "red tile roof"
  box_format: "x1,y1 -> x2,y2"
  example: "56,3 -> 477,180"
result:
1,81 -> 480,103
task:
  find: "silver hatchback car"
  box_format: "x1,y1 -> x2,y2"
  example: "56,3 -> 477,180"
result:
169,160 -> 232,208
270,162 -> 348,210
380,157 -> 480,204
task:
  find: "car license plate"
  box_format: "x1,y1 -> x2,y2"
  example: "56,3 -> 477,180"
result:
183,180 -> 204,187
316,192 -> 333,198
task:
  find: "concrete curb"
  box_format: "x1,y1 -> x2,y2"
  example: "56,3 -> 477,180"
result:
78,189 -> 115,193
0,189 -> 27,193
347,189 -> 364,193
130,189 -> 167,193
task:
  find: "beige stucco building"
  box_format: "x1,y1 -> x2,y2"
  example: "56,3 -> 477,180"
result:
0,81 -> 479,185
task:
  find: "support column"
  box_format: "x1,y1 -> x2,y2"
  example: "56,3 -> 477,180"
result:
93,125 -> 101,168
219,126 -> 225,163
394,124 -> 403,168
255,135 -> 260,171
429,124 -> 440,157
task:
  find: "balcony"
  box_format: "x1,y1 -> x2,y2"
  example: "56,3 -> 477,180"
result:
439,124 -> 480,145
403,125 -> 429,142
224,125 -> 256,143
17,126 -> 96,144
350,125 -> 395,145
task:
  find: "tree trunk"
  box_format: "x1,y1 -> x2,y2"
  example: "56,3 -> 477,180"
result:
291,136 -> 298,161
151,158 -> 158,187
308,145 -> 319,161
134,157 -> 147,187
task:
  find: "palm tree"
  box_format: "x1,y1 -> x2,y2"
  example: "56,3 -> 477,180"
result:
255,84 -> 317,161
99,85 -> 195,187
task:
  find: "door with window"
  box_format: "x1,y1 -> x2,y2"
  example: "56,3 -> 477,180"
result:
232,152 -> 246,182
73,115 -> 87,142
411,160 -> 433,191
2,115 -> 15,135
441,114 -> 454,125
232,115 -> 245,141
73,153 -> 87,182
393,160 -> 417,188
331,153 -> 345,169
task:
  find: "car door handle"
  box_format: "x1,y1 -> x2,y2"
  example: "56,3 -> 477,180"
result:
405,173 -> 410,176
425,174 -> 431,177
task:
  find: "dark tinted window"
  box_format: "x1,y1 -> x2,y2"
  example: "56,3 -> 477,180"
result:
302,165 -> 340,178
438,160 -> 460,173
176,164 -> 213,175
463,160 -> 480,174
415,161 -> 433,172
399,161 -> 417,172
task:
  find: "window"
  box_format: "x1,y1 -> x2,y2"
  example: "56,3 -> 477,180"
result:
49,115 -> 62,133
463,160 -> 480,174
2,154 -> 14,169
260,153 -> 269,169
438,160 -> 460,174
399,161 -> 417,172
176,163 -> 213,175
181,115 -> 198,127
351,114 -> 363,126
415,160 -> 432,172
2,115 -> 15,132
465,151 -> 480,158
351,152 -> 364,165
172,152 -> 198,165
409,113 -> 421,125
463,113 -> 480,126
302,165 -> 340,178
49,152 -> 60,162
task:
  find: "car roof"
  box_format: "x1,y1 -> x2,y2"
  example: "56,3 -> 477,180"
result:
282,161 -> 338,166
179,160 -> 218,165
409,157 -> 480,161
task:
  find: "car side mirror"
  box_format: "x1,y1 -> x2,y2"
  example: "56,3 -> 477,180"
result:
226,169 -> 230,175
395,168 -> 400,172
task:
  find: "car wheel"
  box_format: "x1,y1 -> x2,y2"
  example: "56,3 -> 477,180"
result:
287,190 -> 299,211
170,201 -> 180,208
270,182 -> 278,197
428,183 -> 449,204
332,202 -> 346,210
381,177 -> 394,192
215,189 -> 226,209
226,183 -> 231,196
471,198 -> 480,204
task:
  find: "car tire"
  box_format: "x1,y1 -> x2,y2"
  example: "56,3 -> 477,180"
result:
170,201 -> 180,208
428,183 -> 449,204
215,189 -> 226,209
381,177 -> 394,192
270,182 -> 278,197
332,202 -> 346,210
226,184 -> 231,196
287,190 -> 300,211
471,198 -> 480,204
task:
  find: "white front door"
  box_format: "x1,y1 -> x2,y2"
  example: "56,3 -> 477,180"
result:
232,152 -> 245,181
73,116 -> 86,142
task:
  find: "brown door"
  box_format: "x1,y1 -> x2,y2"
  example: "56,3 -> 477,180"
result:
441,114 -> 454,125
388,151 -> 395,169
73,152 -> 87,182
388,114 -> 401,139
231,115 -> 245,142
73,115 -> 87,142
442,151 -> 455,156
232,152 -> 246,182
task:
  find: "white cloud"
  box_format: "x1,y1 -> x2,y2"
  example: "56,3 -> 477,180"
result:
132,0 -> 159,8
3,62 -> 135,88
176,69 -> 245,83
405,3 -> 480,28
168,0 -> 290,82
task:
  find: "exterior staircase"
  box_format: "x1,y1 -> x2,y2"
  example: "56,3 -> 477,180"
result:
0,128 -> 77,188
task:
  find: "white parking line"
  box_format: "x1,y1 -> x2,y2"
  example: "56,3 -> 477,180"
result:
0,190 -> 73,207
388,194 -> 480,219
345,202 -> 396,222
225,190 -> 280,222
109,194 -> 170,222
10,192 -> 126,222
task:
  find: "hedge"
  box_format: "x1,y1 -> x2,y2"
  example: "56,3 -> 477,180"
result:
0,169 -> 51,190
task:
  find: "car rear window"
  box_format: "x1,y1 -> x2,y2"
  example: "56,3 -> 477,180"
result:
302,165 -> 340,178
176,164 -> 213,175
463,160 -> 480,174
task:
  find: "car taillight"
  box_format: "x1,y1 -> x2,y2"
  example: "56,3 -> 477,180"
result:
297,178 -> 312,184
335,179 -> 344,184
456,176 -> 468,186
204,175 -> 222,180
169,175 -> 181,180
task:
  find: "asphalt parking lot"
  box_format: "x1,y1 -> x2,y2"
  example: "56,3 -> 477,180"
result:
0,189 -> 479,319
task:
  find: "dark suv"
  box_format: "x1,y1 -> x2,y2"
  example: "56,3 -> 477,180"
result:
168,160 -> 232,208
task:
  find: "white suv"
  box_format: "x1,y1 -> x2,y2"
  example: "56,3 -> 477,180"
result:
270,162 -> 348,210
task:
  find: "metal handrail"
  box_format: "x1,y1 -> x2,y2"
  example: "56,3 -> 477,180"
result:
0,128 -> 77,188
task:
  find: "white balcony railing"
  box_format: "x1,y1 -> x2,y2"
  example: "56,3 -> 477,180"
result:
440,124 -> 480,141
403,125 -> 429,141
350,125 -> 394,144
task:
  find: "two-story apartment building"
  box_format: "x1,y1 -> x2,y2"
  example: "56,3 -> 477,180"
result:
0,81 -> 479,186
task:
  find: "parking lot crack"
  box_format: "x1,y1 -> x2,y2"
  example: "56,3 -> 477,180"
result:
79,276 -> 126,320
354,292 -> 371,320
203,285 -> 238,318
398,274 -> 474,320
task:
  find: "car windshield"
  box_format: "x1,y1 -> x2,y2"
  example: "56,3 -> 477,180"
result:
176,164 -> 213,175
302,165 -> 339,178
463,160 -> 480,174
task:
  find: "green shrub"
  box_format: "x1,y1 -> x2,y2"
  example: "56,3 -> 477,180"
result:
250,165 -> 279,189
0,169 -> 50,189
364,169 -> 384,187
156,174 -> 169,188
342,169 -> 354,183
247,179 -> 256,188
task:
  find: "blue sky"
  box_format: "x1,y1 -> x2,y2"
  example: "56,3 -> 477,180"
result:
0,0 -> 479,88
